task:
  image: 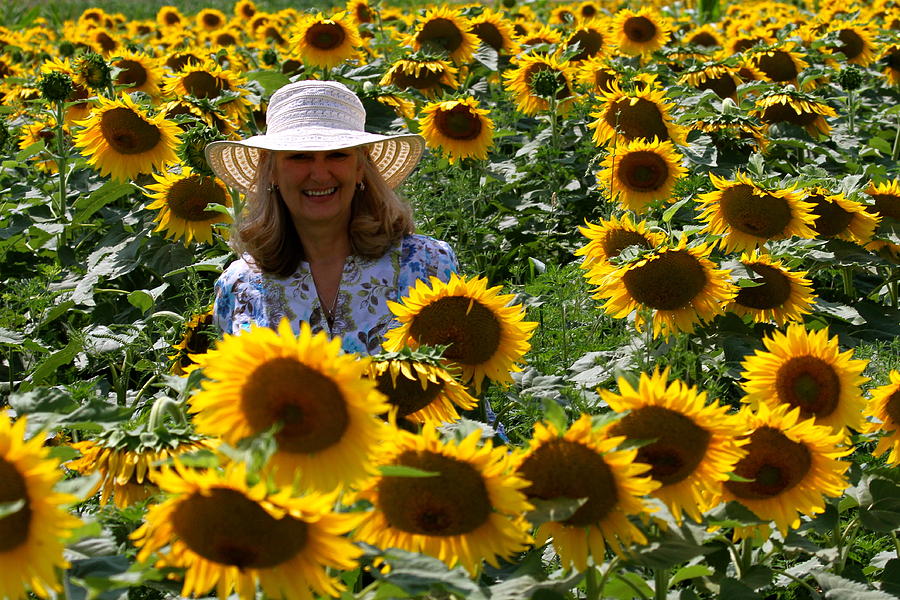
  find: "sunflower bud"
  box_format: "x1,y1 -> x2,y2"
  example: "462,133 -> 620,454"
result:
530,68 -> 560,98
501,0 -> 516,7
836,65 -> 863,91
77,52 -> 112,90
178,123 -> 225,176
39,71 -> 74,103
261,48 -> 278,66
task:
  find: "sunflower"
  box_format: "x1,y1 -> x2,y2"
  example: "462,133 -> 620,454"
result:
683,24 -> 724,48
292,12 -> 361,69
189,320 -> 388,492
596,137 -> 687,213
747,43 -> 809,86
380,57 -> 459,96
419,97 -> 494,163
741,324 -> 870,435
722,403 -> 850,538
600,370 -> 748,522
469,8 -> 519,55
590,238 -> 736,338
376,93 -> 416,119
563,19 -> 610,62
826,23 -> 877,66
865,371 -> 900,466
611,8 -> 671,56
209,27 -> 244,48
805,187 -> 879,244
679,63 -> 742,100
502,53 -> 577,116
346,0 -> 372,25
145,166 -> 231,245
515,413 -> 658,571
588,82 -> 686,147
409,6 -> 478,64
865,179 -> 900,223
577,0 -> 601,21
353,425 -> 532,574
163,61 -> 250,124
753,91 -> 837,138
695,172 -> 818,253
517,24 -> 563,48
84,27 -> 120,56
195,8 -> 227,31
881,45 -> 900,86
576,214 -> 668,274
112,50 -> 163,97
549,5 -> 577,25
578,56 -> 620,93
19,115 -> 63,174
38,57 -> 92,125
156,6 -> 185,29
368,357 -> 477,425
73,94 -> 180,182
726,251 -> 816,326
131,462 -> 362,600
0,412 -> 79,600
170,307 -> 216,375
384,274 -> 537,392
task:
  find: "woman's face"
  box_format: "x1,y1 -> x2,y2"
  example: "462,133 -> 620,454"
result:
273,149 -> 364,233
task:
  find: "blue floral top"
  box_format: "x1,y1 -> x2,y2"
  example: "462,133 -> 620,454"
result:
213,234 -> 458,355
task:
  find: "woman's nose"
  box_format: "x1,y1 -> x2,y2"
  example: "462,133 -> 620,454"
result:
307,156 -> 331,181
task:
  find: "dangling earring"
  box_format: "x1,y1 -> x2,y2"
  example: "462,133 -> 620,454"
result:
267,184 -> 280,194
356,181 -> 366,192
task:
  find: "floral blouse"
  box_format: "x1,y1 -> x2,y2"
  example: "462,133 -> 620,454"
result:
213,234 -> 458,355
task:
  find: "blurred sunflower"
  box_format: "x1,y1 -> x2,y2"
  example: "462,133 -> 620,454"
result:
865,371 -> 900,466
409,6 -> 478,64
724,28 -> 772,55
293,12 -> 361,69
881,45 -> 900,86
84,27 -> 120,56
195,8 -> 227,31
549,5 -> 577,25
683,23 -> 724,48
805,187 -> 878,244
517,24 -> 563,48
865,179 -> 900,223
19,115 -> 64,174
578,57 -> 619,93
747,43 -> 809,86
189,320 -> 388,492
346,0 -> 372,25
469,8 -> 519,54
163,61 -> 250,123
611,8 -> 671,56
601,370 -> 748,522
354,425 -> 532,574
380,57 -> 459,96
209,27 -> 243,48
591,239 -> 736,338
112,50 -> 163,97
588,83 -> 686,147
753,91 -> 836,138
696,172 -> 817,253
132,462 -> 363,600
826,23 -> 876,66
170,307 -> 216,375
576,214 -> 667,274
0,412 -> 79,600
596,137 -> 686,213
726,251 -> 816,326
235,0 -> 256,19
385,274 -> 536,392
39,58 -> 92,125
73,94 -> 180,181
419,97 -> 494,163
563,19 -> 610,62
368,356 -> 476,425
577,0 -> 601,21
723,404 -> 849,538
156,5 -> 185,29
679,63 -> 742,100
515,413 -> 658,571
741,324 -> 870,434
503,53 -> 576,116
162,49 -> 203,72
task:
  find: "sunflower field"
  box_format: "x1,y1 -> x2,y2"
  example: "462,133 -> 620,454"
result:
2,0 -> 900,598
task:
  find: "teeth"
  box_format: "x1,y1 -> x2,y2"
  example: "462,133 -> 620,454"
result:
304,187 -> 337,197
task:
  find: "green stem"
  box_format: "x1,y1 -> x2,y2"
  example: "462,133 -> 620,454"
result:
772,568 -> 823,599
892,531 -> 900,559
585,565 -> 600,600
132,373 -> 159,408
654,568 -> 668,600
891,113 -> 900,161
54,101 -> 68,247
836,517 -> 860,574
740,536 -> 754,578
841,266 -> 855,299
549,93 -> 559,157
847,90 -> 855,136
594,557 -> 620,598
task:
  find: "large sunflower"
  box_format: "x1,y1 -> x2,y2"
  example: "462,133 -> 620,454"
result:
563,18 -> 610,62
469,8 -> 519,55
679,63 -> 742,100
747,43 -> 809,86
419,97 -> 494,163
353,425 -> 532,574
189,320 -> 389,492
409,6 -> 478,64
600,370 -> 748,522
865,370 -> 900,466
380,57 -> 459,96
590,239 -> 736,338
73,94 -> 180,181
726,251 -> 816,326
502,53 -> 577,116
825,23 -> 877,66
753,91 -> 837,138
740,324 -> 870,434
695,172 -> 818,253
576,214 -> 667,274
683,23 -> 724,48
596,137 -> 686,213
0,412 -> 79,600
806,187 -> 879,244
384,274 -> 536,392
611,8 -> 671,56
577,56 -> 620,93
112,49 -> 163,97
145,166 -> 232,246
515,413 -> 658,571
588,82 -> 686,147
131,462 -> 363,600
162,61 -> 250,123
722,404 -> 850,538
292,12 -> 361,69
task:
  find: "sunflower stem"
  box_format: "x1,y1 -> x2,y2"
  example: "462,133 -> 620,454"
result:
847,89 -> 855,136
653,568 -> 668,600
841,266 -> 855,299
771,568 -> 823,599
891,531 -> 900,559
739,536 -> 754,578
615,571 -> 652,600
54,100 -> 69,243
584,565 -> 600,600
835,516 -> 860,575
592,556 -> 620,598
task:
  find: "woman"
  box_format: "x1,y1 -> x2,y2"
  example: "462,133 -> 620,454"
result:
205,80 -> 457,354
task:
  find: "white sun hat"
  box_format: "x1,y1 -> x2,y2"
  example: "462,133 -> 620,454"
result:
205,80 -> 425,194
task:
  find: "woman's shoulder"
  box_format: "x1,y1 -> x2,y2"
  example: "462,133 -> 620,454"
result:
400,233 -> 456,258
398,234 -> 458,283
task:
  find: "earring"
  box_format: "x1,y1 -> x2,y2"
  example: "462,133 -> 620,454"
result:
356,181 -> 366,192
267,184 -> 280,194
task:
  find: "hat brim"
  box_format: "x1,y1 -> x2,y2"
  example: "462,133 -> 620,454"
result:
205,128 -> 425,195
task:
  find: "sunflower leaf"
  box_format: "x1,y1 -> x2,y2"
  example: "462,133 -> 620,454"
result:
379,465 -> 440,478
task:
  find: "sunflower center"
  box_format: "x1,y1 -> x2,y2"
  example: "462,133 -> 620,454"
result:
519,438 -> 617,526
355,3 -> 372,23
623,250 -> 708,311
618,151 -> 669,192
568,29 -> 604,61
202,13 -> 222,28
593,69 -> 617,92
95,32 -> 117,53
725,427 -> 811,499
809,194 -> 854,237
172,487 -> 308,568
0,457 -> 32,552
306,22 -> 346,50
378,450 -> 491,536
775,356 -> 841,418
216,32 -> 238,46
611,406 -> 711,486
418,18 -> 464,54
690,32 -> 719,47
735,262 -> 792,310
163,11 -> 181,25
719,184 -> 792,239
240,357 -> 349,454
871,194 -> 900,221
391,62 -> 444,89
115,59 -> 148,88
754,51 -> 799,82
608,98 -> 669,142
837,29 -> 864,60
472,22 -> 504,51
885,389 -> 900,426
602,229 -> 652,258
181,71 -> 221,99
376,372 -> 445,418
888,50 -> 900,70
698,73 -> 737,99
166,175 -> 226,222
623,16 -> 657,43
408,296 -> 501,366
99,107 -> 162,155
434,105 -> 482,141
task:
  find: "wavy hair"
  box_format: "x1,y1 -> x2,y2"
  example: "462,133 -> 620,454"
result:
234,148 -> 414,276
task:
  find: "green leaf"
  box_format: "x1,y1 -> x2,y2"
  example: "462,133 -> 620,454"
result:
473,43 -> 499,71
16,140 -> 45,162
541,397 -> 568,433
663,196 -> 692,223
603,571 -> 654,600
670,565 -> 713,585
29,338 -> 82,384
0,499 -> 25,518
378,465 -> 440,478
73,180 -> 134,225
868,137 -> 893,154
40,300 -> 75,328
376,548 -> 488,600
245,70 -> 291,95
56,471 -> 101,501
524,497 -> 587,527
718,577 -> 763,599
0,326 -> 24,345
490,571 -> 583,600
127,290 -> 154,314
858,477 -> 900,532
812,571 -> 897,599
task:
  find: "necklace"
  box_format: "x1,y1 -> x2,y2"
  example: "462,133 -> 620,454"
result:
321,288 -> 339,329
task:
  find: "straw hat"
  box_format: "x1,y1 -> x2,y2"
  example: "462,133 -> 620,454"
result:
205,80 -> 424,194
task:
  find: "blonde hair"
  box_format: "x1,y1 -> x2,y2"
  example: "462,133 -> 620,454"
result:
234,149 -> 414,276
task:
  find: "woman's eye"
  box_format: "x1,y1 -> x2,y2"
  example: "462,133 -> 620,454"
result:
287,153 -> 310,160
329,152 -> 350,159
